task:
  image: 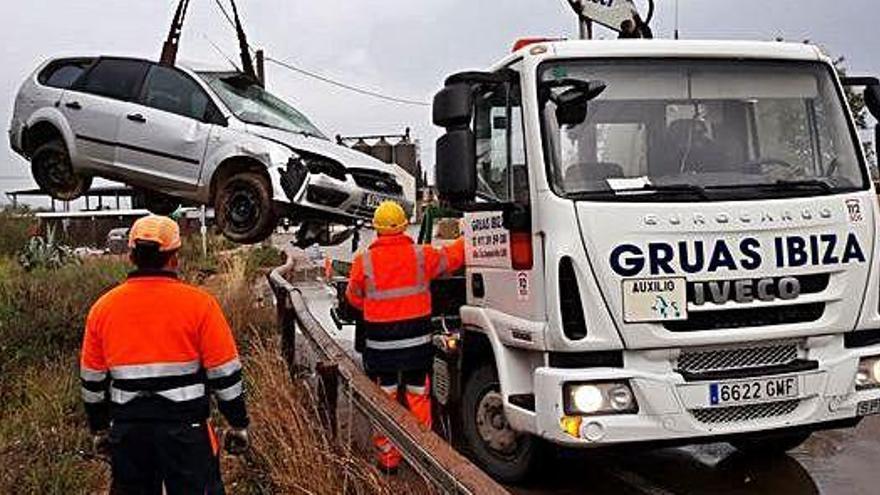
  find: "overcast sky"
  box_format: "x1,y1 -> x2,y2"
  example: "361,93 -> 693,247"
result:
1,0 -> 877,205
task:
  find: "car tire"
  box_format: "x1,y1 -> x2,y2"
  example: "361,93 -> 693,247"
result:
214,171 -> 276,244
460,363 -> 544,484
143,190 -> 181,216
730,431 -> 812,456
31,139 -> 92,201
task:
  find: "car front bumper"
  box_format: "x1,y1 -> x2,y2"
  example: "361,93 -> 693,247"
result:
291,172 -> 412,222
513,336 -> 880,447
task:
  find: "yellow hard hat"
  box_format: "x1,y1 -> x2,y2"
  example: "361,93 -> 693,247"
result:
372,200 -> 408,236
129,215 -> 181,252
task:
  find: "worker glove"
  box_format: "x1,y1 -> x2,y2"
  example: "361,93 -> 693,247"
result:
225,427 -> 249,456
92,430 -> 111,459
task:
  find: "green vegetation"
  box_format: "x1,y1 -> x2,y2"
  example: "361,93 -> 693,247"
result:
0,208 -> 36,257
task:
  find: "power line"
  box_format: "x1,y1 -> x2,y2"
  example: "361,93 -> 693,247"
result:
265,57 -> 430,107
208,0 -> 429,107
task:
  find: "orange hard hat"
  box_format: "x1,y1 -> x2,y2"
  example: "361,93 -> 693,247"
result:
128,215 -> 181,252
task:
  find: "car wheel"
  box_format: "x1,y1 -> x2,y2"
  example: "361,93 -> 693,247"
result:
31,139 -> 92,200
460,363 -> 544,484
730,431 -> 812,456
214,171 -> 276,244
143,190 -> 181,216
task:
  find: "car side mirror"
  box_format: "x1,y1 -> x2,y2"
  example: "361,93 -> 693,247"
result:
435,129 -> 476,202
433,83 -> 473,128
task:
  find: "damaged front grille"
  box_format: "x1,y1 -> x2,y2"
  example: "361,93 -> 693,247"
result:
691,399 -> 800,424
349,168 -> 403,195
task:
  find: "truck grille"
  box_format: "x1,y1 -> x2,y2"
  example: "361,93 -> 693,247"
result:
349,168 -> 403,195
664,303 -> 824,332
691,399 -> 800,424
677,342 -> 799,374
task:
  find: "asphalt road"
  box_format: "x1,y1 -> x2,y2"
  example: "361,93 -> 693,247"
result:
510,416 -> 880,495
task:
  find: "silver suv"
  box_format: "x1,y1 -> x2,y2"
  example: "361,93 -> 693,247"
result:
9,56 -> 412,243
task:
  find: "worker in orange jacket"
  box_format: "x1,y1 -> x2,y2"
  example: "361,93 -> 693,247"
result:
346,201 -> 465,472
80,215 -> 249,494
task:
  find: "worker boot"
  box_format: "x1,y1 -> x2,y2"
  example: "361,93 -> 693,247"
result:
405,376 -> 432,430
373,385 -> 402,473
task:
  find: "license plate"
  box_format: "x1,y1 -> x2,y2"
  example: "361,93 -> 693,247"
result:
709,376 -> 799,406
362,193 -> 388,208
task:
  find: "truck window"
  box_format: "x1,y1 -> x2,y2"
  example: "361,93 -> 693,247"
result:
474,83 -> 528,203
76,59 -> 149,101
540,60 -> 867,200
140,65 -> 213,121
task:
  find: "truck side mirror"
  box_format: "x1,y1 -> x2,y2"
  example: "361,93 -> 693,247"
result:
433,83 -> 473,128
435,129 -> 477,202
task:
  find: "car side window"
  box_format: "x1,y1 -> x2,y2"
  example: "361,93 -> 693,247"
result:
38,59 -> 94,89
76,59 -> 149,101
140,65 -> 214,121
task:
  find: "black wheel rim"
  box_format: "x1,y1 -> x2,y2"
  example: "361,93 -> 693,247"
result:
224,185 -> 262,233
41,150 -> 77,191
474,383 -> 522,460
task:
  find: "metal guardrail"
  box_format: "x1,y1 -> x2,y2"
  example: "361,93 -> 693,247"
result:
267,262 -> 508,495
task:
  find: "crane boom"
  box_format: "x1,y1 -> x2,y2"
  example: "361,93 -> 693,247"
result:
565,0 -> 654,39
159,0 -> 191,66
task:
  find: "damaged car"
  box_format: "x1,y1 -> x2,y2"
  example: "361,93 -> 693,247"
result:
9,56 -> 413,243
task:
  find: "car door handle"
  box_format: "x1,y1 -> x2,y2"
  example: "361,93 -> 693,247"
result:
65,101 -> 81,110
126,113 -> 146,123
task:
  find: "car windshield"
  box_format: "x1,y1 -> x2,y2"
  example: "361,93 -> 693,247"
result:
199,72 -> 327,139
539,60 -> 867,200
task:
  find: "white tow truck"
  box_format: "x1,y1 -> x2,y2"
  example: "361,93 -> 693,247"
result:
427,37 -> 880,482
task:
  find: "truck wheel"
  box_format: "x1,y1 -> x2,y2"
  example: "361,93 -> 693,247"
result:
461,364 -> 543,484
730,431 -> 811,456
31,139 -> 92,200
214,171 -> 276,244
143,190 -> 181,216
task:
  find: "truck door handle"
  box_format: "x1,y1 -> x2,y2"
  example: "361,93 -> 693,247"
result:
65,101 -> 81,110
126,113 -> 146,123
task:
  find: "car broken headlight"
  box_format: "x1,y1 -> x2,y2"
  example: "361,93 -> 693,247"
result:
856,355 -> 880,390
301,153 -> 347,181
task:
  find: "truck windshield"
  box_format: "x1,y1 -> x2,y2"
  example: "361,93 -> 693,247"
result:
539,60 -> 867,200
198,72 -> 327,139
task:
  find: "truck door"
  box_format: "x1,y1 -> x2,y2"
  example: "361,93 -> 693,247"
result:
116,64 -> 217,192
464,77 -> 545,324
62,58 -> 150,174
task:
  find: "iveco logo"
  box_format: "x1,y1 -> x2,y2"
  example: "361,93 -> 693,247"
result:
692,276 -> 801,306
644,207 -> 833,227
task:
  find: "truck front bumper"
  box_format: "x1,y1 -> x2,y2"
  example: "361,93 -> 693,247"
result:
521,336 -> 880,447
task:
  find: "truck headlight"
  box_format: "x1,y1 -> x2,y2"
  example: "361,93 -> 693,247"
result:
856,355 -> 880,390
563,381 -> 638,416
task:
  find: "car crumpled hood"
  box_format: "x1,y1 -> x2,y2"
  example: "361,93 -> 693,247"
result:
247,125 -> 400,175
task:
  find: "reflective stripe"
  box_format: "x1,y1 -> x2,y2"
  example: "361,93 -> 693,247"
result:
380,384 -> 397,394
206,358 -> 241,379
362,246 -> 429,301
157,384 -> 205,402
348,284 -> 365,298
365,334 -> 432,350
111,387 -> 141,404
110,384 -> 205,404
214,381 -> 243,401
406,385 -> 427,396
110,360 -> 200,379
80,368 -> 107,382
436,250 -> 448,277
81,388 -> 106,403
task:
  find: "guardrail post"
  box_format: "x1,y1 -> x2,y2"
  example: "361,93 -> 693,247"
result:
315,362 -> 339,436
270,277 -> 298,381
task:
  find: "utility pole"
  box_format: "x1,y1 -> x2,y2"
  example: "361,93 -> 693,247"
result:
160,0 -> 190,66
256,49 -> 266,87
674,0 -> 681,40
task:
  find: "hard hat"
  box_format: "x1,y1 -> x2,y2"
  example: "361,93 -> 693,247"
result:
128,215 -> 182,252
372,200 -> 408,236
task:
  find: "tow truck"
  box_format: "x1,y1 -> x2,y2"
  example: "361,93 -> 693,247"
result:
419,2 -> 880,483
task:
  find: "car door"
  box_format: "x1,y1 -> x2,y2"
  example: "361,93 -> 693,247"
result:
115,64 -> 219,192
61,58 -> 149,174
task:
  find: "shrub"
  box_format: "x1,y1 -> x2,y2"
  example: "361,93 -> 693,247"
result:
0,208 -> 37,257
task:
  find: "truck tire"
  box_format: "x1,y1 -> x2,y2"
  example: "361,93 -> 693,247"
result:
730,431 -> 811,456
143,190 -> 181,216
460,363 -> 543,484
31,139 -> 92,201
214,171 -> 276,244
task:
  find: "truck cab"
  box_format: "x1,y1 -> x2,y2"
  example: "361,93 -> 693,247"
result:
431,39 -> 880,482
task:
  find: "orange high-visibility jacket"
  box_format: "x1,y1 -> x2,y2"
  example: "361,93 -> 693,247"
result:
80,273 -> 248,432
346,234 -> 465,323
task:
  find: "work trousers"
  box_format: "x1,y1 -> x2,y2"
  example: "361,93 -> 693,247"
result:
368,369 -> 432,470
108,420 -> 224,495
